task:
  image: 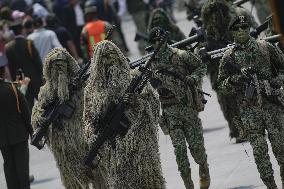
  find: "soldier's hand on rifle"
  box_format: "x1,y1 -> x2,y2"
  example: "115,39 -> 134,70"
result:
241,67 -> 255,78
123,93 -> 135,107
185,76 -> 197,86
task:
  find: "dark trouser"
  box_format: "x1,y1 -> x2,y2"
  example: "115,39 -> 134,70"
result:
0,141 -> 30,189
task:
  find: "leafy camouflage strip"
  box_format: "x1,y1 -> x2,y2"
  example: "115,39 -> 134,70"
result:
147,8 -> 186,42
31,48 -> 97,189
83,40 -> 165,189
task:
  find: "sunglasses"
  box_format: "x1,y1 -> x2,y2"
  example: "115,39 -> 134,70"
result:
230,24 -> 249,31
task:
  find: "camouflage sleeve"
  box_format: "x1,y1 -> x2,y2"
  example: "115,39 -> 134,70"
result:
183,50 -> 206,84
267,42 -> 284,81
217,52 -> 237,95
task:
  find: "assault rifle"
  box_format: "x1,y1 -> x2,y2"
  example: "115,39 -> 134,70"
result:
130,28 -> 204,68
31,26 -> 116,150
199,34 -> 282,61
84,31 -> 169,168
134,31 -> 177,44
250,15 -> 272,38
224,59 -> 284,105
233,0 -> 251,6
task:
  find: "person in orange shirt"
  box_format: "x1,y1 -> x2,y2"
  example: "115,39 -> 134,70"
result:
80,0 -> 112,61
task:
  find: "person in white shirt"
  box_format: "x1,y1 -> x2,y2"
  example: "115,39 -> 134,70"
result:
27,17 -> 62,62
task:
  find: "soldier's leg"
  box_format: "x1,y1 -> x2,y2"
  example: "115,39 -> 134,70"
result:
241,107 -> 277,189
168,128 -> 194,189
247,133 -> 277,189
131,11 -> 148,54
1,145 -> 21,189
266,106 -> 284,186
183,110 -> 210,189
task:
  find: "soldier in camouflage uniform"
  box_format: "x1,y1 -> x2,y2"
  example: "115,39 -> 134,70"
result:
126,0 -> 148,55
147,8 -> 186,44
83,40 -> 165,189
201,0 -> 245,141
218,13 -> 284,189
148,27 -> 210,189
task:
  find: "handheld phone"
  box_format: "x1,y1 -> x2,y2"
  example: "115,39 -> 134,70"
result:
16,68 -> 24,80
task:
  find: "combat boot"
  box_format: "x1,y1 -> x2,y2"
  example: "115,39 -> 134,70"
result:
262,176 -> 278,189
199,163 -> 210,189
181,171 -> 194,189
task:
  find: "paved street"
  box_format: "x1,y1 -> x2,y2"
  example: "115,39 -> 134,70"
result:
0,3 -> 282,189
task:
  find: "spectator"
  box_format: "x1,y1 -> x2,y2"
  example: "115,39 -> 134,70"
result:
80,0 -> 112,61
0,59 -> 33,189
5,20 -> 43,109
45,14 -> 81,62
63,0 -> 85,57
27,17 -> 62,62
10,0 -> 28,12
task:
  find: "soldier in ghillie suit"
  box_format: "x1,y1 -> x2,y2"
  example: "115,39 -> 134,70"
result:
83,40 -> 165,189
147,8 -> 186,43
201,0 -> 245,141
31,48 -> 105,189
148,27 -> 210,189
218,12 -> 284,189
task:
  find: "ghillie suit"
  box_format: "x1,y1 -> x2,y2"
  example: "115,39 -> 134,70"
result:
83,40 -> 165,189
147,8 -> 186,44
31,48 -> 105,189
201,0 -> 243,140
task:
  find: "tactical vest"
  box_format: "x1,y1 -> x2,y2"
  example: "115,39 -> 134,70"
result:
85,20 -> 106,58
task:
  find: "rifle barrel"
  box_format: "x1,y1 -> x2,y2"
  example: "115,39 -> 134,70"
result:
130,31 -> 203,68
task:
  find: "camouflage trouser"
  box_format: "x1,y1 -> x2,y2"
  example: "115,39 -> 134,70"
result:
240,101 -> 284,184
217,93 -> 242,138
162,103 -> 208,179
131,11 -> 148,54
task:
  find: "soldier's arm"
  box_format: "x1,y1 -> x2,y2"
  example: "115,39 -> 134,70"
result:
267,42 -> 284,81
217,53 -> 238,95
183,50 -> 206,84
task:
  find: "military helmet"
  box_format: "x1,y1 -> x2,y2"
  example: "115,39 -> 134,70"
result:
228,7 -> 252,30
84,0 -> 98,14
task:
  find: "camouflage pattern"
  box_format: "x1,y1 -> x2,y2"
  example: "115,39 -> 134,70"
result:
149,42 -> 210,189
218,34 -> 284,188
147,8 -> 186,43
83,40 -> 165,189
201,0 -> 242,139
31,48 -> 105,189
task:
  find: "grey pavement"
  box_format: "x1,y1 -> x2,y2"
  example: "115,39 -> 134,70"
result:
1,2 -> 281,189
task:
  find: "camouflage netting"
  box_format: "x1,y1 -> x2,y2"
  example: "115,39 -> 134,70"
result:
31,48 -> 105,189
147,8 -> 185,42
83,40 -> 165,189
201,0 -> 231,41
